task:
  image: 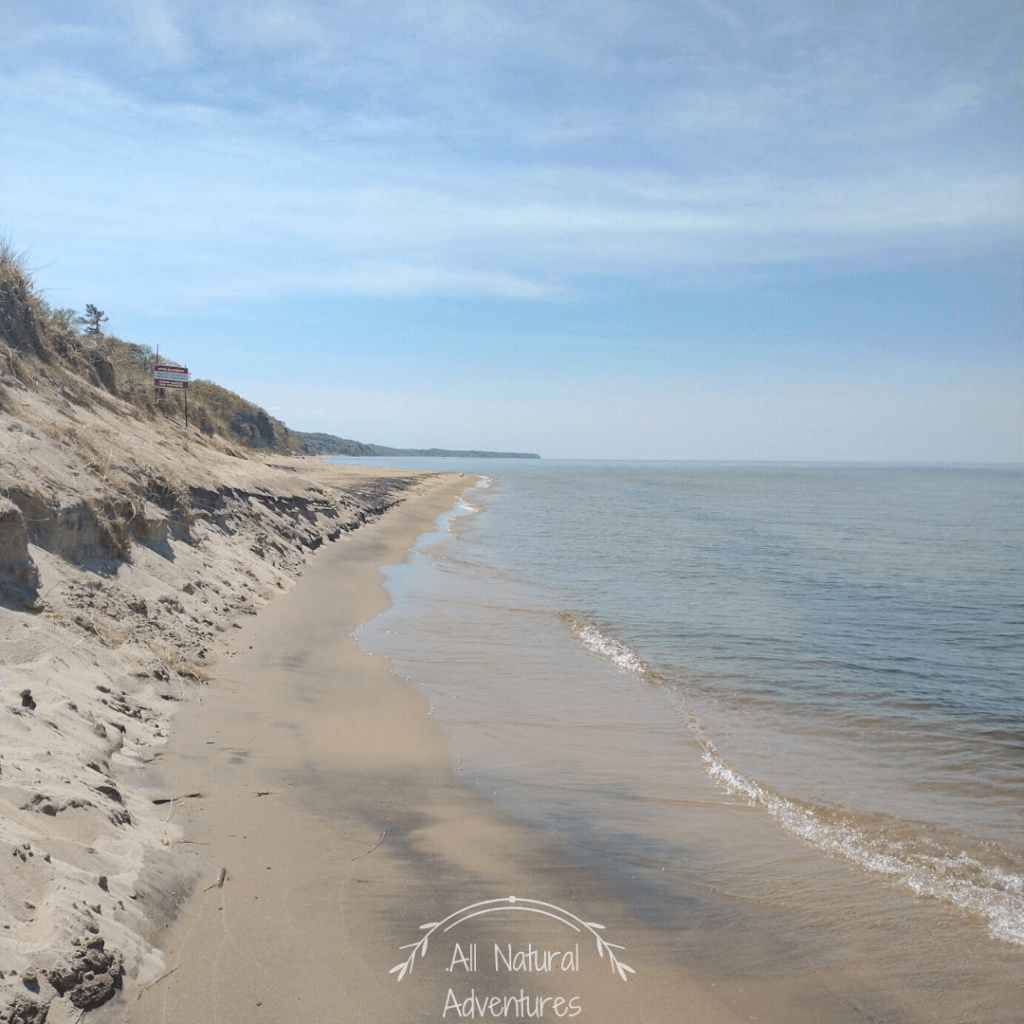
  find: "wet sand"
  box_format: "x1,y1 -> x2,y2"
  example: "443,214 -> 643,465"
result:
93,475 -> 746,1024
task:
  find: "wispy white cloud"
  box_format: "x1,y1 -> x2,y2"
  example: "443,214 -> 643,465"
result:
200,264 -> 563,301
121,0 -> 191,64
5,54 -> 1017,308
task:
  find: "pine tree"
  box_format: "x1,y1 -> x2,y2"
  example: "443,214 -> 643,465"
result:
79,304 -> 108,335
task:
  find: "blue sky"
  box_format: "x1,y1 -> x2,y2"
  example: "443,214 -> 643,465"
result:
3,0 -> 1020,459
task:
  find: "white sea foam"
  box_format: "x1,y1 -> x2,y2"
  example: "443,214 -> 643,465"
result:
442,497 -> 485,536
702,749 -> 1024,947
567,617 -> 649,676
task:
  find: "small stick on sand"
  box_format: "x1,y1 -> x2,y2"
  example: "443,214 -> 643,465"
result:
350,831 -> 386,861
203,868 -> 227,891
138,964 -> 179,999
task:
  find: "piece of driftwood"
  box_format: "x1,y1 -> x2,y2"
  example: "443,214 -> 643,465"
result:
138,965 -> 179,999
203,867 -> 227,891
350,831 -> 386,861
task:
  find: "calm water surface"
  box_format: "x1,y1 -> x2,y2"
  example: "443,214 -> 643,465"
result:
342,459 -> 1023,1023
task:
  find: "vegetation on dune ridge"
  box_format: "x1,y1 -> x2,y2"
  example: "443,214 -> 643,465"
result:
299,432 -> 379,457
0,240 -> 310,455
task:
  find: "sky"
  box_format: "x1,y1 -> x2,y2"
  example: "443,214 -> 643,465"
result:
2,0 -> 1020,460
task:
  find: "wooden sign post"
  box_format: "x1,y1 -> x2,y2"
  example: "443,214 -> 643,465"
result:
153,365 -> 190,429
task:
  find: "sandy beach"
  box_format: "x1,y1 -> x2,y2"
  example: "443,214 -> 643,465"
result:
81,475 -> 751,1024
0,424 -> 743,1021
0,449 -> 463,1024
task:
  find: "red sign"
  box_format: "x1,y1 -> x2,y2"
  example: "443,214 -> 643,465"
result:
154,364 -> 189,389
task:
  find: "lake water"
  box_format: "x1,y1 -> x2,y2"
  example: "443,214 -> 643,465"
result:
339,459 -> 1023,1023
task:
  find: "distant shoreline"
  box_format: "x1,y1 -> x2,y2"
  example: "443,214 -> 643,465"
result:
299,431 -> 540,459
